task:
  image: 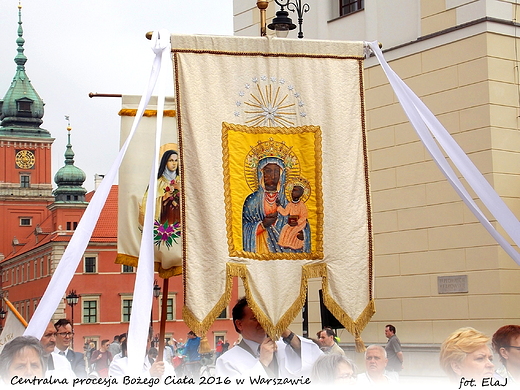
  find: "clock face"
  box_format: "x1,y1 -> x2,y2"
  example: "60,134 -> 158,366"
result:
15,150 -> 35,169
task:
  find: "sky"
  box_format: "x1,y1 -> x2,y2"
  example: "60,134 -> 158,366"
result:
0,0 -> 234,191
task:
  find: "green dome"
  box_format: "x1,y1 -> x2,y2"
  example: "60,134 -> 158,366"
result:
0,4 -> 50,138
53,127 -> 87,202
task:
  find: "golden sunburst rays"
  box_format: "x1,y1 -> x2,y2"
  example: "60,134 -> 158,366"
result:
244,83 -> 297,128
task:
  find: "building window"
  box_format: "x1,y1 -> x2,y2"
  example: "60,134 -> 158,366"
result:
166,298 -> 174,321
122,265 -> 134,273
159,294 -> 176,321
17,100 -> 32,113
20,175 -> 30,188
84,256 -> 97,273
122,299 -> 133,322
19,217 -> 32,226
217,308 -> 227,319
40,259 -> 44,277
83,300 -> 98,323
213,333 -> 226,350
340,0 -> 364,16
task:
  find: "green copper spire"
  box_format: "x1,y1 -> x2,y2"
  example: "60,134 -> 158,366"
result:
53,119 -> 87,203
0,2 -> 50,137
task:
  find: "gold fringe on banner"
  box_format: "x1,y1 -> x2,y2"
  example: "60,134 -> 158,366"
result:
118,109 -> 176,117
115,253 -> 182,278
182,261 -> 375,347
182,263 -> 237,338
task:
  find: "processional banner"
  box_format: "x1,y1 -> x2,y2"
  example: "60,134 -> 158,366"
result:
174,34 -> 374,345
116,95 -> 182,278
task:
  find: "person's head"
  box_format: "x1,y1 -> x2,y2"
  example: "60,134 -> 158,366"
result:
311,354 -> 357,385
113,335 -> 120,343
291,185 -> 304,202
99,339 -> 110,352
40,321 -> 58,356
318,328 -> 336,348
261,163 -> 282,191
364,345 -> 388,379
54,318 -> 73,351
232,297 -> 266,344
492,325 -> 520,370
158,150 -> 179,179
0,336 -> 46,382
187,331 -> 197,339
147,347 -> 158,360
440,327 -> 494,382
384,324 -> 396,339
120,333 -> 128,358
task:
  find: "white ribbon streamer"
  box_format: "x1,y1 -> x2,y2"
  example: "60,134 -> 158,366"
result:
367,41 -> 520,265
127,29 -> 171,374
24,30 -> 171,341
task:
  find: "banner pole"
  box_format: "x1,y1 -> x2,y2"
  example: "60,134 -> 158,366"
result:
157,277 -> 169,361
3,297 -> 28,327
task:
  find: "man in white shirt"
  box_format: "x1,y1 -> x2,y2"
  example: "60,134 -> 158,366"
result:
357,345 -> 396,384
215,297 -> 322,379
40,321 -> 76,379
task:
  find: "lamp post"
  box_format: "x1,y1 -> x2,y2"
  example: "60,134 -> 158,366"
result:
0,308 -> 6,332
268,0 -> 309,39
150,280 -> 161,346
65,290 -> 79,349
153,280 -> 161,299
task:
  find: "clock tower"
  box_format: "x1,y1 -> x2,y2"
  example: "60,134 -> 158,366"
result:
0,4 -> 54,260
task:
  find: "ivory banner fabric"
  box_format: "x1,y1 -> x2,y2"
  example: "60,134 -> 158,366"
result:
116,95 -> 182,278
174,35 -> 374,345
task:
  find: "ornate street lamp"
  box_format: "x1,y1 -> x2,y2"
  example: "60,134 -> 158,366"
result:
268,0 -> 309,39
65,290 -> 79,349
150,280 -> 161,346
0,307 -> 5,332
153,280 -> 161,298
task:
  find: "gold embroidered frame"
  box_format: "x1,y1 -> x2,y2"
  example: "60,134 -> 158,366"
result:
222,122 -> 324,260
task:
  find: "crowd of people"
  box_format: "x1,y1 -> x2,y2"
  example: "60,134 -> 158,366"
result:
0,298 -> 519,386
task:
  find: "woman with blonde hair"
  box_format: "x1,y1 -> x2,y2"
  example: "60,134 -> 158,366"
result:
440,327 -> 494,382
311,353 -> 357,385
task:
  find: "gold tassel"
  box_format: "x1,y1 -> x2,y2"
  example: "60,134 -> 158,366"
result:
355,332 -> 366,352
199,335 -> 212,354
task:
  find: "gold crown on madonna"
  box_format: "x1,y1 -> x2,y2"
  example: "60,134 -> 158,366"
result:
246,138 -> 297,169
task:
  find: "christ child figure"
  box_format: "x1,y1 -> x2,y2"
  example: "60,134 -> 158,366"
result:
276,180 -> 309,250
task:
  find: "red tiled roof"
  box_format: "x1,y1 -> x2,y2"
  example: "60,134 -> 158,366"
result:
86,185 -> 118,240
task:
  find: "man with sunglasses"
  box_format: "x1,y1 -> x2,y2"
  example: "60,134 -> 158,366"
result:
492,325 -> 520,383
54,318 -> 87,378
